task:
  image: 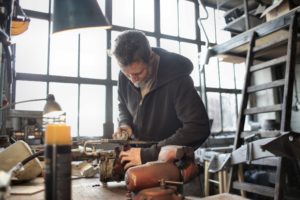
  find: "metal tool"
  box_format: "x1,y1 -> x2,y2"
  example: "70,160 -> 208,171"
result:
132,179 -> 184,200
78,138 -> 157,183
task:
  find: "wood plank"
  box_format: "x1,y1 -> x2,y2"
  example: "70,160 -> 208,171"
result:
253,34 -> 288,53
244,104 -> 282,114
204,160 -> 210,196
72,179 -> 126,199
8,177 -> 127,200
249,56 -> 286,72
280,13 -> 298,132
10,185 -> 44,195
218,0 -> 257,10
187,193 -> 249,200
219,30 -> 289,56
247,79 -> 285,93
241,130 -> 281,138
10,177 -> 44,195
233,181 -> 274,197
230,138 -> 275,165
251,157 -> 279,166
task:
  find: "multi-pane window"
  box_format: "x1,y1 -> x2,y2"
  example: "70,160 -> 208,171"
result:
200,8 -> 245,133
14,0 -> 245,137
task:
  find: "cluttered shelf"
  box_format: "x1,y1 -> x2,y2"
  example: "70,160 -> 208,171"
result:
218,0 -> 258,10
205,5 -> 300,64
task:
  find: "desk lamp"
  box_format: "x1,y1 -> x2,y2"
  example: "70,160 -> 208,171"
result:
0,94 -> 64,138
52,0 -> 112,34
0,93 -> 62,114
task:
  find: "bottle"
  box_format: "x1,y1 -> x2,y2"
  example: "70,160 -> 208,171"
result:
44,124 -> 72,200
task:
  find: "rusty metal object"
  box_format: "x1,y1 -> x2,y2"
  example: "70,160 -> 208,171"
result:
126,145 -> 199,193
98,147 -> 126,183
132,180 -> 184,200
181,161 -> 199,182
133,187 -> 182,200
159,145 -> 199,183
126,161 -> 181,192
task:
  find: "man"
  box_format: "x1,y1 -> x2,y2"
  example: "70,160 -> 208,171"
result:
112,30 -> 210,170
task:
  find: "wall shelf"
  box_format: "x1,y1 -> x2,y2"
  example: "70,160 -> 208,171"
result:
205,6 -> 300,64
224,14 -> 264,34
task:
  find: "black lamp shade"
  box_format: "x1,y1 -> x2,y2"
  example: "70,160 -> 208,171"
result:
53,0 -> 111,33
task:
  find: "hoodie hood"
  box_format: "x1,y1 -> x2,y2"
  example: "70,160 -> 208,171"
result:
118,48 -> 194,92
152,47 -> 193,88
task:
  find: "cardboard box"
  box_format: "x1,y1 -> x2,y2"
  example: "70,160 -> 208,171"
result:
261,0 -> 297,21
267,0 -> 292,21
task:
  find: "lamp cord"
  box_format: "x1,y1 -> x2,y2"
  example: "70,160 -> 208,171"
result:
21,150 -> 44,166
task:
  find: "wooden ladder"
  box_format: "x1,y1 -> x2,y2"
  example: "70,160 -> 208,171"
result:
228,13 -> 299,200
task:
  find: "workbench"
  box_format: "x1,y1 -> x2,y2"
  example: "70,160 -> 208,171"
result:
7,177 -> 127,200
7,176 -> 208,200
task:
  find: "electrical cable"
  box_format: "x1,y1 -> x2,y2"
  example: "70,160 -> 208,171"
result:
21,150 -> 44,166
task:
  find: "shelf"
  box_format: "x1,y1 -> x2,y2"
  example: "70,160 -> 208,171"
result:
224,14 -> 264,33
205,6 -> 300,64
218,0 -> 259,11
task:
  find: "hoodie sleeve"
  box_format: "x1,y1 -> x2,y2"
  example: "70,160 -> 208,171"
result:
140,144 -> 160,163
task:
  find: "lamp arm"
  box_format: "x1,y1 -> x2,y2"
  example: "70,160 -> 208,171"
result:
0,98 -> 46,111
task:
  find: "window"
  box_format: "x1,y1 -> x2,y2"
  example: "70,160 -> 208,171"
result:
49,33 -> 79,77
112,0 -> 134,28
135,0 -> 154,32
80,30 -> 107,79
160,0 -> 178,36
79,85 -> 105,137
15,18 -> 48,74
15,81 -> 47,111
14,0 -> 243,137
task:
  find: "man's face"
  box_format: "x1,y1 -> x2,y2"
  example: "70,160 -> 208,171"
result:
120,60 -> 149,88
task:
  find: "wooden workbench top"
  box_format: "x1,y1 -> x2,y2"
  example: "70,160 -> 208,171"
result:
8,177 -> 127,200
7,177 -> 204,199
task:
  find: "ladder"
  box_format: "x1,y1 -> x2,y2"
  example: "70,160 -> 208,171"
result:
228,13 -> 299,200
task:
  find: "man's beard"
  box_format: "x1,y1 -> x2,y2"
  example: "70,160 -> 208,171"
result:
132,64 -> 152,88
133,80 -> 147,88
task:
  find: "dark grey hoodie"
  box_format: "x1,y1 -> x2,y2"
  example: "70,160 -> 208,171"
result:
117,47 -> 210,163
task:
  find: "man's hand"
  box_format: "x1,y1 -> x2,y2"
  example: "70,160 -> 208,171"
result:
112,124 -> 133,140
119,148 -> 141,170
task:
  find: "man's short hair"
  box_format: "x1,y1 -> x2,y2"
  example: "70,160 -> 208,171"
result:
112,30 -> 151,66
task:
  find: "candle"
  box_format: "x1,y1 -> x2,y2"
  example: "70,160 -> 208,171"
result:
44,124 -> 72,200
45,124 -> 71,145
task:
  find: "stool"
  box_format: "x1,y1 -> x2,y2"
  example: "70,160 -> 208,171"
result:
204,160 -> 228,196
